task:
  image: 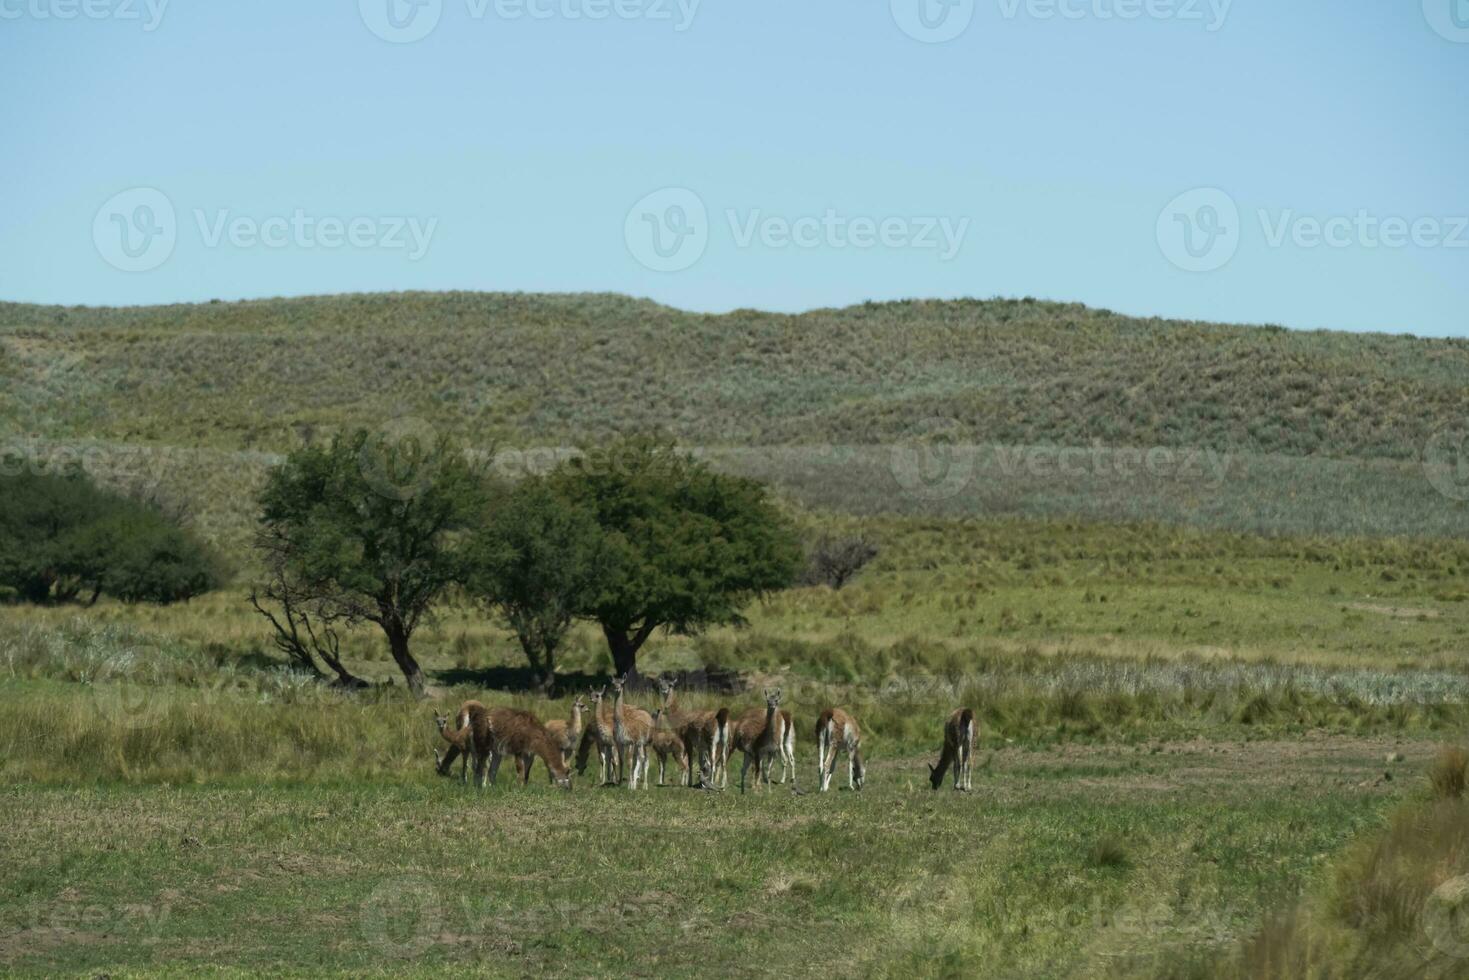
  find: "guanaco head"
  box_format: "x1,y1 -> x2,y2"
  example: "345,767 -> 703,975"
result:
928,761 -> 943,791
657,675 -> 677,704
571,695 -> 586,715
852,749 -> 866,790
764,688 -> 783,709
433,711 -> 450,735
610,674 -> 627,696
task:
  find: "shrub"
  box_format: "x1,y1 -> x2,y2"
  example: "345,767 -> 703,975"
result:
801,534 -> 879,590
1429,745 -> 1468,800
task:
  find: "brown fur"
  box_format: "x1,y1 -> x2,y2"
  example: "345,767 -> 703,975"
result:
483,706 -> 572,789
731,689 -> 784,793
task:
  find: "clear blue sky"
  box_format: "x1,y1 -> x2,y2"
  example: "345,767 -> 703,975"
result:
2,0 -> 1466,335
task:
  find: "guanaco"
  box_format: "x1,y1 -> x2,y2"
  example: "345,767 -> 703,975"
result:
775,708 -> 796,785
484,707 -> 573,789
575,687 -> 619,786
649,707 -> 690,786
610,674 -> 654,790
542,696 -> 586,783
655,676 -> 728,788
815,707 -> 865,792
929,707 -> 976,791
433,707 -> 475,783
731,689 -> 785,794
431,702 -> 490,787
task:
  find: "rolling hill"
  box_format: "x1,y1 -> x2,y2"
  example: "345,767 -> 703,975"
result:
3,291 -> 1466,548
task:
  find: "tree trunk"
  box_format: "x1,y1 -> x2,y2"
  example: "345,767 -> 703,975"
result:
602,622 -> 657,679
383,617 -> 426,697
604,626 -> 637,678
538,644 -> 557,698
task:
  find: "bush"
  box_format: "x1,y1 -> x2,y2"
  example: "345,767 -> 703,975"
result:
1430,745 -> 1468,800
801,535 -> 879,590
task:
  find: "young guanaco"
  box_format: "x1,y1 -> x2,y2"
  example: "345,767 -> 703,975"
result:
929,707 -> 976,791
815,707 -> 865,792
649,707 -> 690,786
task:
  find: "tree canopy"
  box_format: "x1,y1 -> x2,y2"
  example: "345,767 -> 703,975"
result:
0,468 -> 221,605
550,436 -> 801,676
254,429 -> 485,695
462,476 -> 606,693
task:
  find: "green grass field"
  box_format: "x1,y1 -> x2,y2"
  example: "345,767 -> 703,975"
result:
3,292 -> 1468,976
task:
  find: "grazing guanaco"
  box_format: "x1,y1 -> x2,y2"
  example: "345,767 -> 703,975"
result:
484,707 -> 573,789
930,707 -> 977,791
648,707 -> 689,786
542,696 -> 586,783
656,676 -> 728,788
815,707 -> 865,792
731,689 -> 785,794
610,674 -> 654,790
575,687 -> 619,786
433,709 -> 474,783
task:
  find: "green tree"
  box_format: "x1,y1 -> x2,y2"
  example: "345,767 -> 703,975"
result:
463,476 -> 605,694
0,468 -> 220,605
254,429 -> 484,695
551,436 -> 801,677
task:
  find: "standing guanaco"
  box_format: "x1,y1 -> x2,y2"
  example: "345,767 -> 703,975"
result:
610,675 -> 653,790
655,676 -> 728,788
815,707 -> 865,792
929,707 -> 976,791
731,689 -> 785,794
575,687 -> 619,786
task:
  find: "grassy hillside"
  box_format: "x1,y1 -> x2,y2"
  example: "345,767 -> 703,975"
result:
4,291 -> 1466,457
4,291 -> 1467,546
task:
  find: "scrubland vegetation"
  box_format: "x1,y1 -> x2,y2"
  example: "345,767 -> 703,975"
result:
2,292 -> 1467,977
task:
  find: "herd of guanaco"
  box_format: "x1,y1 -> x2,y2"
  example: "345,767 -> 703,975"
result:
434,675 -> 980,795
